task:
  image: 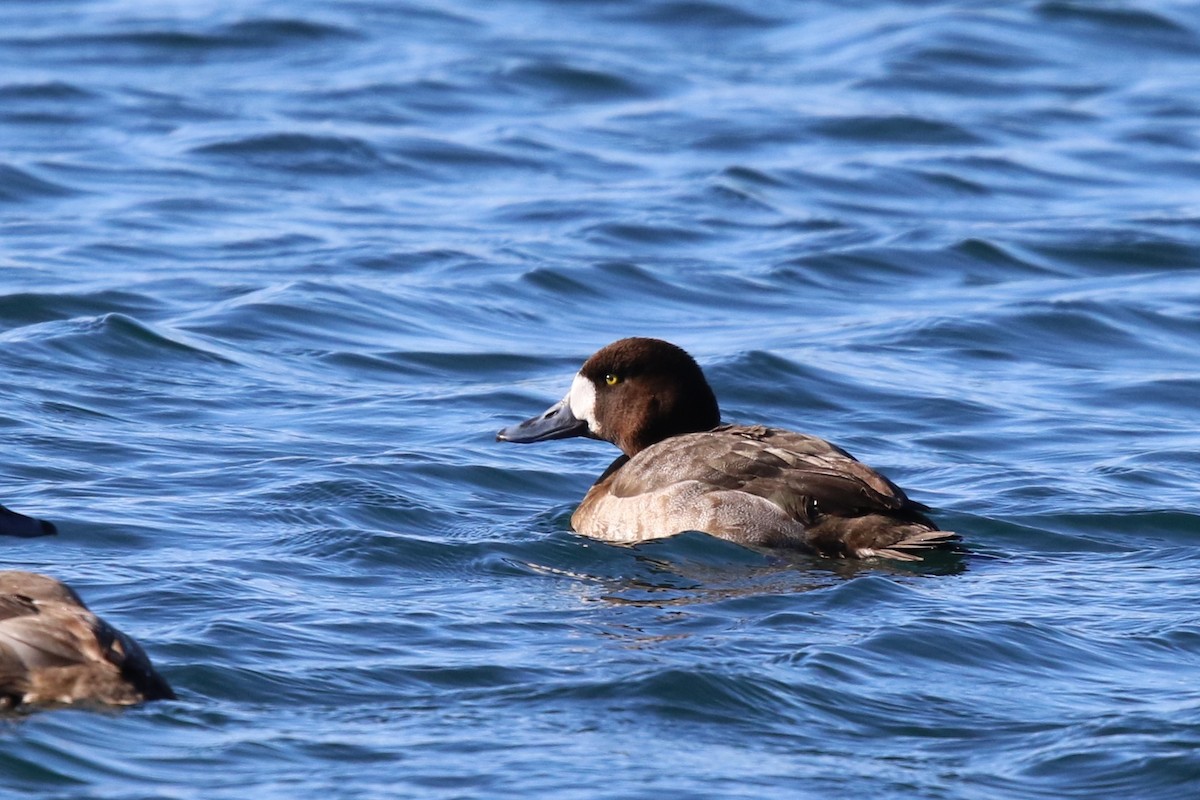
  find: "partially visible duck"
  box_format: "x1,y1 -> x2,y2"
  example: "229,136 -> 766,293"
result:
497,337 -> 958,561
0,570 -> 175,709
0,506 -> 173,708
0,504 -> 56,538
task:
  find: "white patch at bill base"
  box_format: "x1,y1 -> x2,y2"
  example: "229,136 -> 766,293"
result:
567,372 -> 600,435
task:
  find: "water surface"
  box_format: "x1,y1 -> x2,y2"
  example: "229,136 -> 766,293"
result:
2,1 -> 1200,798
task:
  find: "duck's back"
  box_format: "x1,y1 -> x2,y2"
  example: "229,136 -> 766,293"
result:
572,424 -> 951,559
0,571 -> 174,708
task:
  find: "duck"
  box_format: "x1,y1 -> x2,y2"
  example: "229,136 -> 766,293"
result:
497,337 -> 958,561
0,504 -> 57,538
0,508 -> 175,709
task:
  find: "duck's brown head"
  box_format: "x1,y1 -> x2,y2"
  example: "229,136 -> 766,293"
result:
497,337 -> 721,457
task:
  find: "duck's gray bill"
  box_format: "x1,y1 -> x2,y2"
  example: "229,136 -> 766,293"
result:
497,397 -> 589,443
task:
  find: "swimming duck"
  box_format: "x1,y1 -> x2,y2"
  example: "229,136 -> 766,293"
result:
0,506 -> 174,709
497,337 -> 957,561
0,504 -> 57,538
0,570 -> 175,709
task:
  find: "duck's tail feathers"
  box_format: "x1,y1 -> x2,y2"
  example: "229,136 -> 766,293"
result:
859,529 -> 962,562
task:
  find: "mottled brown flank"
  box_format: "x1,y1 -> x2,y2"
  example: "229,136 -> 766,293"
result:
574,425 -> 954,559
0,571 -> 174,710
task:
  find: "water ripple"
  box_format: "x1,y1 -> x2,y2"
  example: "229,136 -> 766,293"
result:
0,164 -> 78,202
4,0 -> 1200,797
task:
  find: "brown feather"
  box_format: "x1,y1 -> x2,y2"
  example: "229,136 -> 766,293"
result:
0,571 -> 174,709
578,425 -> 956,558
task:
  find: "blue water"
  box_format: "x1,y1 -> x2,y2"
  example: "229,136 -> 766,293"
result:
3,0 -> 1200,797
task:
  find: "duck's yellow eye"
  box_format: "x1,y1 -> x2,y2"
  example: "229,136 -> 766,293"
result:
605,373 -> 620,386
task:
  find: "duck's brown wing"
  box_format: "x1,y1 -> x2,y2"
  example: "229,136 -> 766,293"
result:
0,573 -> 174,708
0,595 -> 97,706
603,425 -> 951,559
606,425 -> 920,516
0,593 -> 39,622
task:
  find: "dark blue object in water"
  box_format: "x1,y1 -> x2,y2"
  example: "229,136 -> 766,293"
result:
0,505 -> 56,538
